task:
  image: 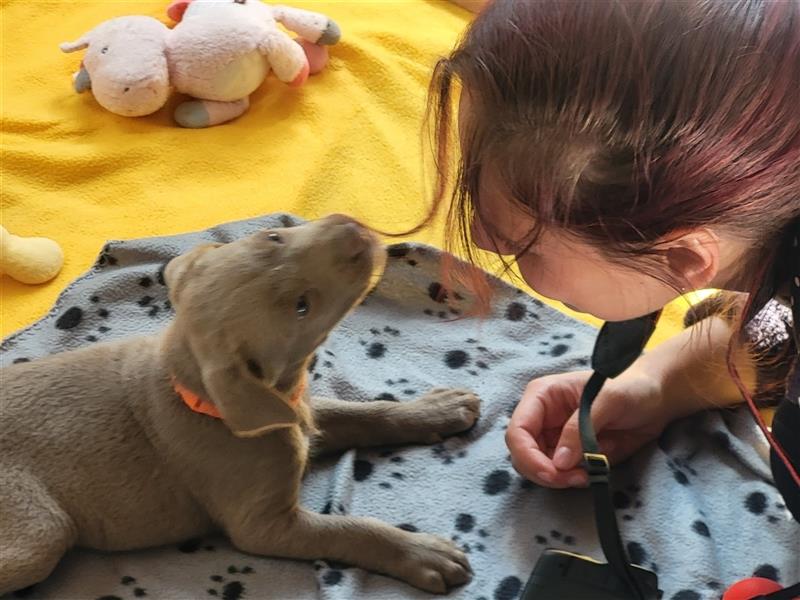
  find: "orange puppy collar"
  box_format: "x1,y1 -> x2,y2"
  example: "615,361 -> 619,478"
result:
172,376 -> 307,420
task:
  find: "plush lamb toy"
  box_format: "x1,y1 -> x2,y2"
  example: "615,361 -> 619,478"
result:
60,0 -> 341,127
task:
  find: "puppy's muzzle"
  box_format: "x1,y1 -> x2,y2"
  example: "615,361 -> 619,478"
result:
326,214 -> 379,265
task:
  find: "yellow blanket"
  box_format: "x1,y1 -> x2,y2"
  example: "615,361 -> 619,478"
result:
1,0 -> 693,344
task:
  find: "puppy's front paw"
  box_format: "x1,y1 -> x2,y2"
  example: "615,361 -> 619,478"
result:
404,388 -> 480,443
393,532 -> 472,594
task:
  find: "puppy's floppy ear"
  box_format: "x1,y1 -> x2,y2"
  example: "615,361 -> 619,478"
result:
200,363 -> 299,437
164,243 -> 222,297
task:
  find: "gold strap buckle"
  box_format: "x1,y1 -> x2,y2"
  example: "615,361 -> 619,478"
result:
583,452 -> 610,480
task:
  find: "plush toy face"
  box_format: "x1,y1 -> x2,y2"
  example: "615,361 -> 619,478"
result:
61,16 -> 171,117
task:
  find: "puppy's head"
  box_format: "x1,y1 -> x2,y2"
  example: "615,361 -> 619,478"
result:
164,214 -> 385,436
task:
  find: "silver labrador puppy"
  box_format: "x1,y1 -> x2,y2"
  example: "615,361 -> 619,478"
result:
0,214 -> 480,595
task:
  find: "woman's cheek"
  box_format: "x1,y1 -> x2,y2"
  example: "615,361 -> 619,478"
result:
518,260 -> 563,302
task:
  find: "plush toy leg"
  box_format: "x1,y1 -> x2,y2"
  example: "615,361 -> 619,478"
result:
272,6 -> 341,45
262,32 -> 310,86
0,474 -> 75,595
174,97 -> 250,128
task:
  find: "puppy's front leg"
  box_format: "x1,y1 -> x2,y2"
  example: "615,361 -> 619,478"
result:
229,508 -> 471,594
312,388 -> 480,454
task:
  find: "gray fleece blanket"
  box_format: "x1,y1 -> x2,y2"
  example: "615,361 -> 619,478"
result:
2,213 -> 798,600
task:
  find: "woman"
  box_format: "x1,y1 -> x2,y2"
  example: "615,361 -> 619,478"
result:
432,0 -> 799,520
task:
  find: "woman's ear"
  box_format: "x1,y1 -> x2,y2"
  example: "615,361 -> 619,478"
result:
661,228 -> 720,291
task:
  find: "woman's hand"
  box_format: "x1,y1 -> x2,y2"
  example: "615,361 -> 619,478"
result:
506,313 -> 758,488
506,369 -> 671,488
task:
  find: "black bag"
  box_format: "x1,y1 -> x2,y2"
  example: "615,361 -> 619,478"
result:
523,549 -> 659,600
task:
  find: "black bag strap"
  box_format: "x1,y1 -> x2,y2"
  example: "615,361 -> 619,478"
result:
579,311 -> 661,600
760,582 -> 800,599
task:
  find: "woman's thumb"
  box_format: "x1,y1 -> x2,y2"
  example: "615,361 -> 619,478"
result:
552,409 -> 582,470
552,398 -> 615,471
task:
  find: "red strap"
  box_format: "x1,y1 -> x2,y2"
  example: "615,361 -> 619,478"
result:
727,347 -> 800,489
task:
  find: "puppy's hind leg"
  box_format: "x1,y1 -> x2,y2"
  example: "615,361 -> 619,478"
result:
0,469 -> 76,595
311,388 -> 480,455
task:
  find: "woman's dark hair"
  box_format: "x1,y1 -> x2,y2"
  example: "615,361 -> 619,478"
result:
400,0 -> 800,412
417,0 -> 799,312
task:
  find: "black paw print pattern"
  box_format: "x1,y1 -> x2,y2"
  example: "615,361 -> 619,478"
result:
320,500 -> 348,516
134,271 -> 172,319
206,566 -> 254,599
353,449 -> 409,489
451,512 -> 490,554
313,560 -> 349,587
482,469 -> 515,495
432,441 -> 469,466
314,501 -> 353,586
387,242 -> 421,268
613,483 -> 645,522
690,509 -> 712,539
376,377 -> 416,400
744,490 -> 787,525
46,264 -> 172,350
474,575 -> 524,600
93,575 -> 148,600
96,244 -> 118,268
307,349 -> 336,381
536,333 -> 575,358
533,529 -> 578,548
441,339 -> 494,377
504,298 -> 542,322
357,323 -> 402,361
422,281 -> 464,319
752,564 -> 781,582
664,454 -> 699,486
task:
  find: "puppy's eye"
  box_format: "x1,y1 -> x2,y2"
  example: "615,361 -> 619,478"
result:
296,295 -> 310,319
267,232 -> 283,243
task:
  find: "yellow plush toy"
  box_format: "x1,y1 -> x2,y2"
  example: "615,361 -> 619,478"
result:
0,226 -> 64,284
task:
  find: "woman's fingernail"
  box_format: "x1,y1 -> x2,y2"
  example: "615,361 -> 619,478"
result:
553,447 -> 573,469
568,474 -> 587,488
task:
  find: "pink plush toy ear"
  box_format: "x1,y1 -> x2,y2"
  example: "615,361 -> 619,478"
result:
167,0 -> 192,22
